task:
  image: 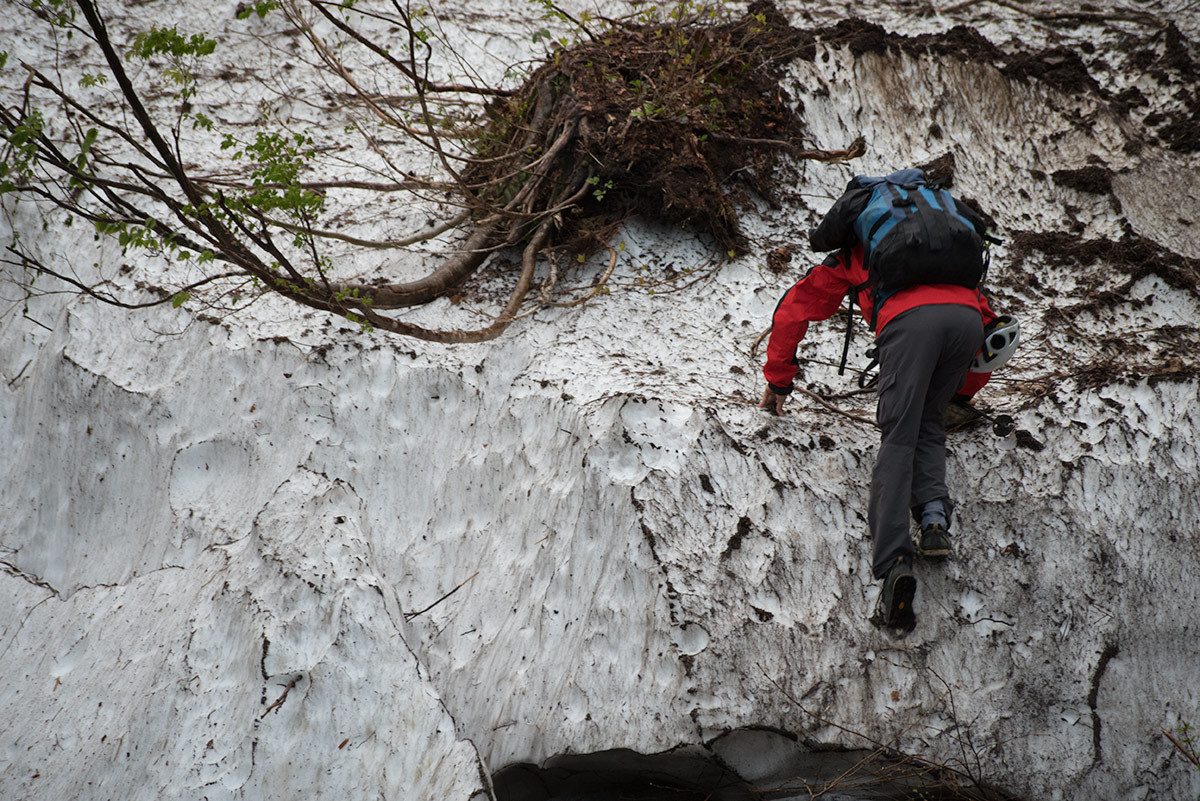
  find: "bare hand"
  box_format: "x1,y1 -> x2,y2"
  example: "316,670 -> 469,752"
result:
759,387 -> 786,415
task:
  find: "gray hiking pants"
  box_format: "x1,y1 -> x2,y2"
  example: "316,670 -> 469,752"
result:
869,304 -> 983,578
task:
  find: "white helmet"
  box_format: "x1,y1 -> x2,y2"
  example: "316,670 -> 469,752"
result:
969,315 -> 1020,373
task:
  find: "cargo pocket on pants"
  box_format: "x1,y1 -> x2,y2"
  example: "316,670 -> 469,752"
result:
874,370 -> 898,430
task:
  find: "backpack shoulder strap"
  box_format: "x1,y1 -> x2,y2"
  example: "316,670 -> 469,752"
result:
908,187 -> 952,251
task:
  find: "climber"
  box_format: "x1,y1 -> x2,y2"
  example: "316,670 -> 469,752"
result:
759,168 -> 1012,633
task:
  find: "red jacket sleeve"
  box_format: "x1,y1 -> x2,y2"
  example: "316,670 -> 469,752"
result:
763,251 -> 858,392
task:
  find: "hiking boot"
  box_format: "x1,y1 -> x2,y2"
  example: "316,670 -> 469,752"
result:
944,398 -> 979,430
877,556 -> 916,633
918,523 -> 953,559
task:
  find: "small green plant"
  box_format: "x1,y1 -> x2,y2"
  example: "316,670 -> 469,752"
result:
629,101 -> 665,121
1179,723 -> 1199,767
1164,722 -> 1200,771
30,0 -> 74,28
585,176 -> 614,202
0,109 -> 46,193
525,0 -> 592,49
235,1 -> 280,19
129,26 -> 217,60
220,131 -> 324,223
129,26 -> 216,98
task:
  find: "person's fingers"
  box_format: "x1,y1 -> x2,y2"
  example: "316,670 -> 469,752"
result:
759,388 -> 786,415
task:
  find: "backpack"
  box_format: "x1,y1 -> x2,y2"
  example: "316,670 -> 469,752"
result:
834,168 -> 992,380
853,168 -> 985,304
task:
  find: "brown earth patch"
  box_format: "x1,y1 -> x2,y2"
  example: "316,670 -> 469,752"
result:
1051,167 -> 1114,194
1004,230 -> 1200,388
1009,230 -> 1200,299
465,0 -> 821,259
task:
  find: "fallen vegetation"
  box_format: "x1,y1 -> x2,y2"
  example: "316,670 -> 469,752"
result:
0,0 -> 861,343
1,0 -> 1195,354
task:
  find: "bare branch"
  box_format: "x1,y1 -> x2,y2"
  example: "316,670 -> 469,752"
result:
306,0 -> 514,96
4,248 -> 243,310
268,208 -> 472,250
1163,728 -> 1200,770
404,571 -> 479,619
260,675 -> 302,718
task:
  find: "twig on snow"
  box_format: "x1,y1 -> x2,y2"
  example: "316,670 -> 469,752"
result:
405,571 -> 480,619
1163,728 -> 1200,770
261,674 -> 303,718
793,387 -> 876,427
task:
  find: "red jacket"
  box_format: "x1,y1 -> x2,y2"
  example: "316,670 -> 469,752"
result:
764,245 -> 997,398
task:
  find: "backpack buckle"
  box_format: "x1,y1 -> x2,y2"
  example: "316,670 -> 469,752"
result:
857,347 -> 880,389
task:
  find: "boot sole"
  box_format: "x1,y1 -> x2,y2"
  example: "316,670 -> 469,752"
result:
884,574 -> 917,631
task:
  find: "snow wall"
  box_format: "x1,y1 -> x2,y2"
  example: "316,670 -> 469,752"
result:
2,1 -> 1199,799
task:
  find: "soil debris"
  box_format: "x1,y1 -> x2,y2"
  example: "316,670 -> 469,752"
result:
1051,167 -> 1114,195
797,15 -> 1199,154
466,1 -> 828,259
916,152 -> 958,188
766,245 -> 794,274
1008,230 -> 1200,300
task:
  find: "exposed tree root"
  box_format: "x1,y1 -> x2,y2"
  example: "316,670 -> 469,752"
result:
325,0 -> 860,335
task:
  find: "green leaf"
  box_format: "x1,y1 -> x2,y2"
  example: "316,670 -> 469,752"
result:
130,27 -> 217,60
171,291 -> 191,308
236,1 -> 279,19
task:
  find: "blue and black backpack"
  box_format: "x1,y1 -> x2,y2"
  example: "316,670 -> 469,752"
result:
853,168 -> 985,304
828,168 -> 993,380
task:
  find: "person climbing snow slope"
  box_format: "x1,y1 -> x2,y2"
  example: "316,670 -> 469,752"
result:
760,168 -> 1013,634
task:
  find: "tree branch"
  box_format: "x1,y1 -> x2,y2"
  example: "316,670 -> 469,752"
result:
4,248 -> 243,310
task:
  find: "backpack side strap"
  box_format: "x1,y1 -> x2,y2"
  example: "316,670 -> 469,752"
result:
839,279 -> 873,376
